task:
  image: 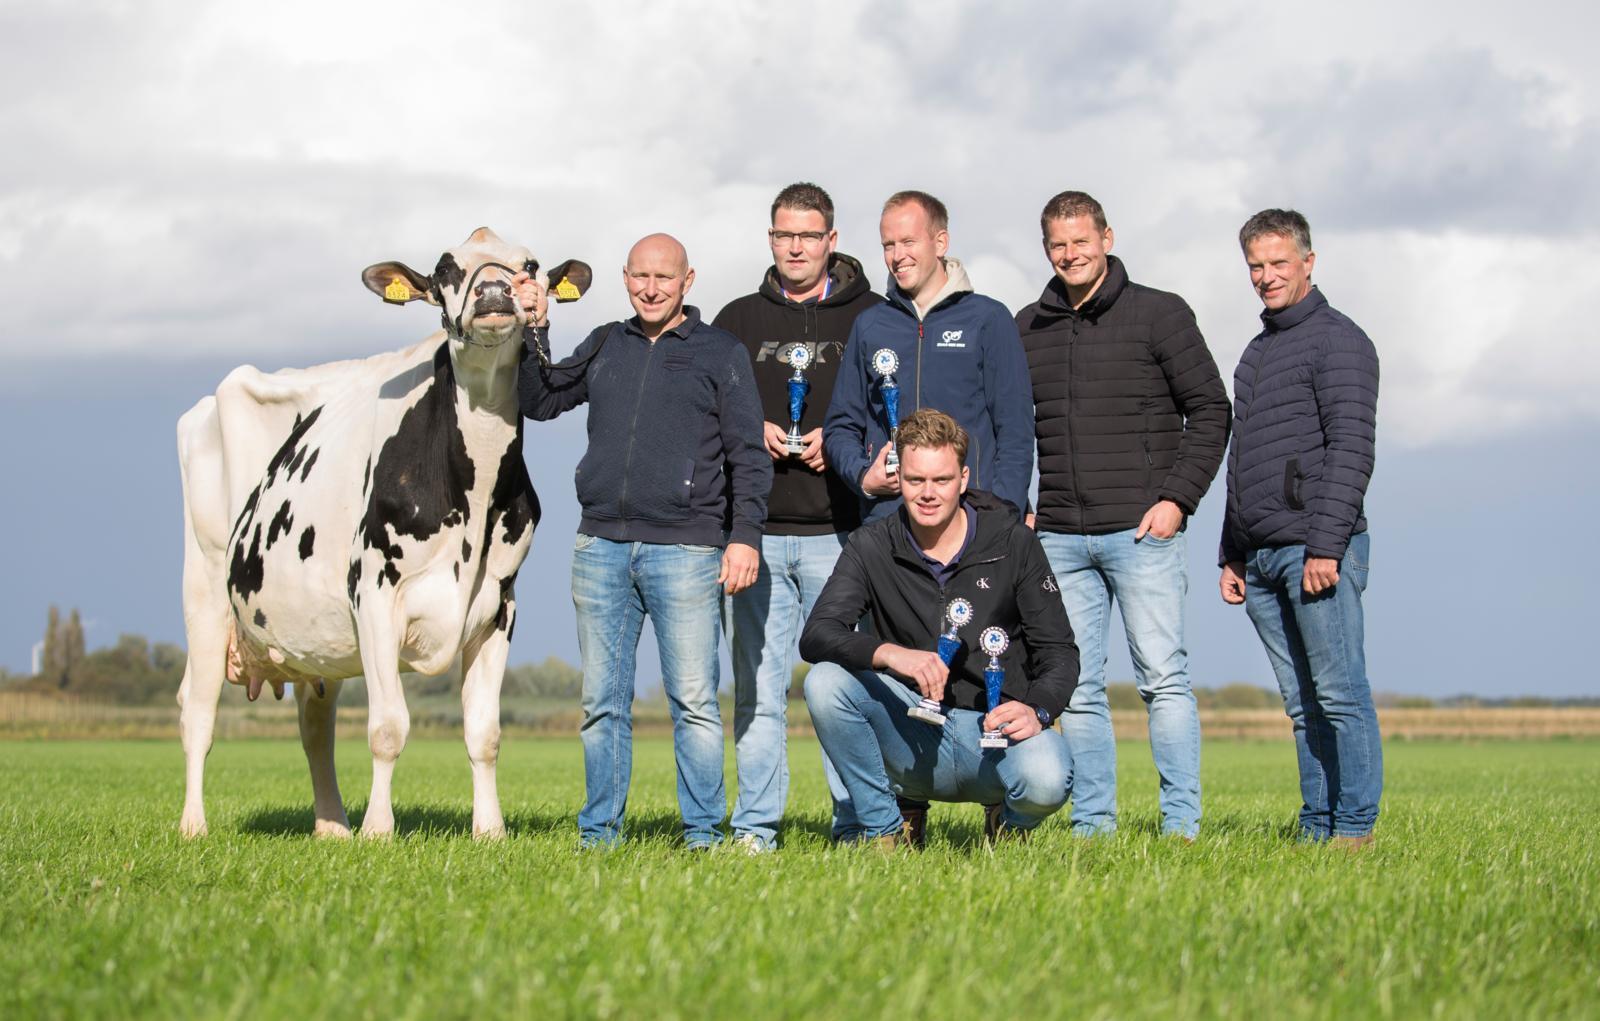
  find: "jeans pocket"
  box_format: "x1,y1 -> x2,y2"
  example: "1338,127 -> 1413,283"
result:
574,532 -> 599,553
674,543 -> 720,555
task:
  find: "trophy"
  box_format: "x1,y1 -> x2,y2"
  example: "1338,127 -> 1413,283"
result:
908,597 -> 973,726
871,347 -> 901,476
978,626 -> 1011,749
784,343 -> 812,456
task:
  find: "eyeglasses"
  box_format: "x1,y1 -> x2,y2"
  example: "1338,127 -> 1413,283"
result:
768,230 -> 831,247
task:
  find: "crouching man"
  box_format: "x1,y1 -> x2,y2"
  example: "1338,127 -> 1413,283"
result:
798,409 -> 1079,848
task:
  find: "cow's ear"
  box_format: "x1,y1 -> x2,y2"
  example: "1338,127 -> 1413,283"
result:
361,261 -> 438,306
543,260 -> 593,303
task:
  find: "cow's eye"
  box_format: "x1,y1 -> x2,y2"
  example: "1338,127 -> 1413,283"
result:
522,259 -> 539,276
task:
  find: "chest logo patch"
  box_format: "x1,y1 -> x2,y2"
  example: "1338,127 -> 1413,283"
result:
976,576 -> 992,590
937,330 -> 965,348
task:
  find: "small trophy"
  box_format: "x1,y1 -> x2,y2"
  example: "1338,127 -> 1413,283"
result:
871,347 -> 901,476
784,343 -> 812,456
979,626 -> 1011,749
908,597 -> 973,726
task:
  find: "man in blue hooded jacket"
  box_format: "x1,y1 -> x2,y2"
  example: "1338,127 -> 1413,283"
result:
823,191 -> 1034,523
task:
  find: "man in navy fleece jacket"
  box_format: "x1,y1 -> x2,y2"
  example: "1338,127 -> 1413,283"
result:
515,234 -> 770,851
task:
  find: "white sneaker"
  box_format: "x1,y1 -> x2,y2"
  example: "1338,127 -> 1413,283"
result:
732,833 -> 773,854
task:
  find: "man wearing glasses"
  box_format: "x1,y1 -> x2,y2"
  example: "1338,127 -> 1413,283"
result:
712,183 -> 881,852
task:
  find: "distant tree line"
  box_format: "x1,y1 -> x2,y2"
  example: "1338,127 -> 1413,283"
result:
1,606 -> 585,706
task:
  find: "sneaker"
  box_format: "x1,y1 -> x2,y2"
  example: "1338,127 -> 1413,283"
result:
732,834 -> 772,855
1329,833 -> 1375,852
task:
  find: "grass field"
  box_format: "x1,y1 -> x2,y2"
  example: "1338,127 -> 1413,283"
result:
1,737 -> 1596,1019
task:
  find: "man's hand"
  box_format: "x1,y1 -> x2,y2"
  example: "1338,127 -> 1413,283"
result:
1302,556 -> 1340,595
798,427 -> 826,472
762,421 -> 789,460
1025,512 -> 1036,530
1219,561 -> 1247,604
983,701 -> 1043,742
861,441 -> 902,497
1135,499 -> 1184,541
719,542 -> 761,595
873,643 -> 948,701
510,271 -> 549,327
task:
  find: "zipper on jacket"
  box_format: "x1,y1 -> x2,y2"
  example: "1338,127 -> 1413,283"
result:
616,337 -> 661,523
1067,321 -> 1086,517
915,320 -> 924,412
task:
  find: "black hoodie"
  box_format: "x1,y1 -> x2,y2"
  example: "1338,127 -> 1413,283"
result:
713,253 -> 879,536
799,489 -> 1079,719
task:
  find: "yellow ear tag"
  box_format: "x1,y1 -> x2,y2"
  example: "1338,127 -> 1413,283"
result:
384,277 -> 412,302
554,277 -> 581,300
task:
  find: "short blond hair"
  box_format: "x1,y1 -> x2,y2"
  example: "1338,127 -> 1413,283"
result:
896,408 -> 968,466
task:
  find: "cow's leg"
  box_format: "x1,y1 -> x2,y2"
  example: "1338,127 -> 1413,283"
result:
177,398 -> 230,838
177,619 -> 228,838
296,677 -> 351,838
461,618 -> 512,839
355,593 -> 409,839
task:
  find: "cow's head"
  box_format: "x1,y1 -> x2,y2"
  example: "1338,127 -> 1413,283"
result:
361,227 -> 591,352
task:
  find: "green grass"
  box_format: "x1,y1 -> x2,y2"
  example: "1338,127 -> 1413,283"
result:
1,738 -> 1595,1020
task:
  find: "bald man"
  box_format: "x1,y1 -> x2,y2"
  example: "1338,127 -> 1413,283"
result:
516,234 -> 770,851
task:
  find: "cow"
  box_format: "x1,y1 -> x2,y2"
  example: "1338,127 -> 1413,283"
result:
175,227 -> 591,839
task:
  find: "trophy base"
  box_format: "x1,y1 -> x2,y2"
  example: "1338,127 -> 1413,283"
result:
979,730 -> 1009,749
786,437 -> 805,456
884,457 -> 899,477
907,700 -> 947,726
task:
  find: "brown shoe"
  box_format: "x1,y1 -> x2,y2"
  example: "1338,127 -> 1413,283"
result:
983,803 -> 1029,845
899,804 -> 928,850
873,827 -> 917,854
1329,833 -> 1375,852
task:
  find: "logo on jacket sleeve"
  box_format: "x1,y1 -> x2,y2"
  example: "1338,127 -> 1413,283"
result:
1042,574 -> 1059,594
936,330 -> 965,348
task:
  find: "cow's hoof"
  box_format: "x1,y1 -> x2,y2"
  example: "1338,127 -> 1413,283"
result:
314,819 -> 353,840
178,813 -> 208,839
473,823 -> 507,841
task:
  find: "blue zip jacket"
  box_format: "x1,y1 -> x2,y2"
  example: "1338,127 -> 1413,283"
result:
1220,287 -> 1378,564
519,307 -> 770,549
823,259 -> 1034,520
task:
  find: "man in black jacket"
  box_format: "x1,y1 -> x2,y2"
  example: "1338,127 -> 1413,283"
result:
799,409 -> 1077,848
712,182 -> 880,853
1219,209 -> 1381,849
515,233 -> 770,851
1016,191 -> 1230,841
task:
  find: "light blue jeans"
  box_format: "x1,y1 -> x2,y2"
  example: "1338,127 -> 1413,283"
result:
804,662 -> 1072,839
1038,528 -> 1201,839
1243,532 -> 1382,839
724,532 -> 847,849
572,535 -> 725,849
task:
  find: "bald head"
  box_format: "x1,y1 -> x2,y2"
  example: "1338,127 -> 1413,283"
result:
623,232 -> 695,338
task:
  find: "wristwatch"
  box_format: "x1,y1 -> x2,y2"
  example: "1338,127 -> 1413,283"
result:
1032,705 -> 1052,728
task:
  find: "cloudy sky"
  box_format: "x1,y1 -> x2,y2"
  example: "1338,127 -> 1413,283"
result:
2,0 -> 1595,697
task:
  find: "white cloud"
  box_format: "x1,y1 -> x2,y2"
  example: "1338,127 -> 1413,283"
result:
1,0 -> 1597,447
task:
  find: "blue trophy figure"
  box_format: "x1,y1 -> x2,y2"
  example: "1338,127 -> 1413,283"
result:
979,626 -> 1011,749
784,343 -> 812,456
908,597 -> 973,726
871,347 -> 901,476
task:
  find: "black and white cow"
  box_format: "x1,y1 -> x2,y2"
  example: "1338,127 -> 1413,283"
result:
176,228 -> 590,839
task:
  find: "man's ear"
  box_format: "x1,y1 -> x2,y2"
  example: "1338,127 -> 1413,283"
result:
960,465 -> 970,493
361,262 -> 438,306
542,260 -> 593,302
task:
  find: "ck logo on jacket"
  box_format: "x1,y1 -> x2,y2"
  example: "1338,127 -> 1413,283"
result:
937,330 -> 965,348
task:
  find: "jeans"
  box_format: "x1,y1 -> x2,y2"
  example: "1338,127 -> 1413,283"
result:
723,532 -> 847,849
572,535 -> 725,848
1243,532 -> 1382,839
1038,528 -> 1201,838
804,662 -> 1072,839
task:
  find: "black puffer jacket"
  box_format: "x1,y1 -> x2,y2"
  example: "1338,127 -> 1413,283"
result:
798,489 -> 1079,718
1016,257 -> 1230,534
1220,287 -> 1378,564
